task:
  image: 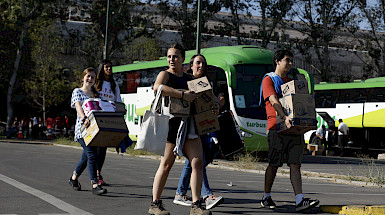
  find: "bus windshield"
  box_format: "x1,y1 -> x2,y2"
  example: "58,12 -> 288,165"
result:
233,64 -> 272,119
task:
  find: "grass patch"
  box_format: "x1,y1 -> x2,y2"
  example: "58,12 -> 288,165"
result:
230,152 -> 265,170
364,159 -> 385,186
54,137 -> 78,146
345,158 -> 385,186
121,144 -> 156,156
53,138 -> 156,156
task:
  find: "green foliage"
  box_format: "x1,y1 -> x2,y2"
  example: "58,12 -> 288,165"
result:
24,21 -> 72,119
123,36 -> 161,63
153,0 -> 221,50
85,0 -> 155,61
212,0 -> 253,45
291,0 -> 357,82
347,0 -> 385,77
253,0 -> 294,48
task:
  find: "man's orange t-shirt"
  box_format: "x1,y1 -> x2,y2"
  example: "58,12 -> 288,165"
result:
262,75 -> 291,130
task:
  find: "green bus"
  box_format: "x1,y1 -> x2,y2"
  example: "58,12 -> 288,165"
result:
305,77 -> 385,153
113,45 -> 313,152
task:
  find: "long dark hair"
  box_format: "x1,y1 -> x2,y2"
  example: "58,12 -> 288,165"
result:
95,59 -> 116,95
187,54 -> 208,77
80,67 -> 99,98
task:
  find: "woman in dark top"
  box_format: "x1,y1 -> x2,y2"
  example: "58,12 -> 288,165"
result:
148,44 -> 211,215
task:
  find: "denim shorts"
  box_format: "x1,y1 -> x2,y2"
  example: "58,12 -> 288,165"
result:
267,130 -> 304,167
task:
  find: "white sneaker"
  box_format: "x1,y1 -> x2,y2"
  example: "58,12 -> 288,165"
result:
205,195 -> 224,210
173,195 -> 193,206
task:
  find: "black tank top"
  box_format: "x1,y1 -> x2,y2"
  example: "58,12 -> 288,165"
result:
167,71 -> 192,90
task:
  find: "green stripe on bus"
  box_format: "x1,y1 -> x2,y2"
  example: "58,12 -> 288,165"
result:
135,105 -> 151,116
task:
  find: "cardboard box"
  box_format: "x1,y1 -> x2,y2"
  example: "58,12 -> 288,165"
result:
280,74 -> 309,96
169,97 -> 190,115
81,112 -> 128,147
277,94 -> 317,135
113,102 -> 127,114
187,77 -> 212,93
194,90 -> 215,113
188,77 -> 215,113
194,111 -> 220,135
307,144 -> 317,152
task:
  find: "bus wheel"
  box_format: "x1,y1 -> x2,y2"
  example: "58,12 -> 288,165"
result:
310,135 -> 318,145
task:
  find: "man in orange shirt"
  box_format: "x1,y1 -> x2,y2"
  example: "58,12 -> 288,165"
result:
260,50 -> 319,212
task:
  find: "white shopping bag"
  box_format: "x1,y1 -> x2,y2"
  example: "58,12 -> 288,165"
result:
135,85 -> 169,155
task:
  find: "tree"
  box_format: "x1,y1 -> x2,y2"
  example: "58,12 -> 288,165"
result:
124,36 -> 161,62
24,22 -> 72,121
291,0 -> 357,82
81,0 -> 157,63
347,0 -> 385,77
215,0 -> 253,45
253,0 -> 294,48
3,0 -> 59,130
153,0 -> 221,50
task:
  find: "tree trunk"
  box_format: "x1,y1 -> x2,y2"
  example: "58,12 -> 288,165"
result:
381,0 -> 385,76
261,1 -> 267,47
7,20 -> 30,130
230,1 -> 241,45
321,0 -> 330,81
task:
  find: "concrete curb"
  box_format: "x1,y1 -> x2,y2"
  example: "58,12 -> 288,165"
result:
320,205 -> 385,214
0,138 -> 53,145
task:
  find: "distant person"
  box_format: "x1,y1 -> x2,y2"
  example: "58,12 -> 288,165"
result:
38,117 -> 46,139
95,59 -> 126,186
32,116 -> 39,139
173,54 -> 223,210
316,125 -> 333,155
55,116 -> 61,130
338,119 -> 349,157
64,115 -> 70,136
259,49 -> 319,212
46,116 -> 54,129
21,116 -> 29,138
68,67 -> 107,195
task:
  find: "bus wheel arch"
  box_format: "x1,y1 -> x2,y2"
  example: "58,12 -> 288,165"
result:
309,132 -> 318,145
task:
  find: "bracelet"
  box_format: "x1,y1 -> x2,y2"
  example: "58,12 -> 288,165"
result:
181,91 -> 184,99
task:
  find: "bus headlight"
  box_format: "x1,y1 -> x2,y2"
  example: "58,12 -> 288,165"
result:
241,131 -> 253,138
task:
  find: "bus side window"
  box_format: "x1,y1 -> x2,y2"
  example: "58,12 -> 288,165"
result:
316,90 -> 337,108
208,65 -> 226,96
125,71 -> 140,93
370,88 -> 385,102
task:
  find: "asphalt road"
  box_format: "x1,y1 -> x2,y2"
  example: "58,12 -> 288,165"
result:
0,141 -> 385,215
